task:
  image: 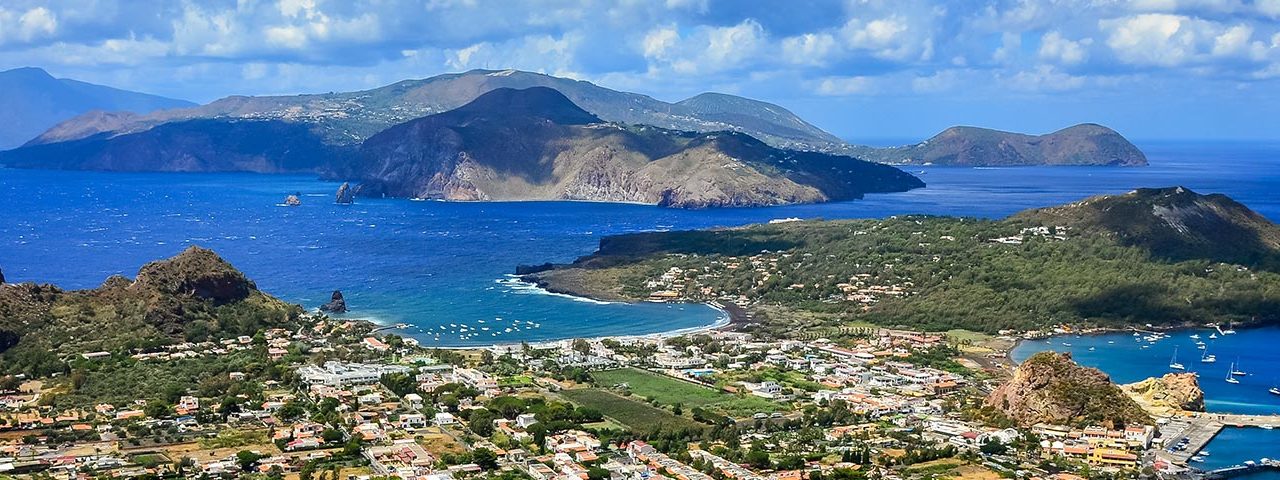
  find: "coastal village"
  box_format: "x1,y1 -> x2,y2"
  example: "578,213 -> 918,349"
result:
3,307 -> 1267,480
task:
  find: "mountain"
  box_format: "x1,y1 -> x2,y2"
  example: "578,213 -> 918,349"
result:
986,352 -> 1151,428
0,247 -> 300,377
1012,186 -> 1280,269
845,124 -> 1147,166
0,67 -> 195,150
337,87 -> 925,208
20,69 -> 840,152
1121,373 -> 1204,417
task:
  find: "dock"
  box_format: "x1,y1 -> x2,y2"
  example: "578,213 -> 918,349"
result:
1158,413 -> 1280,464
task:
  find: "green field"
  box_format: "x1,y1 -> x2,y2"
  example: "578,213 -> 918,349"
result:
560,388 -> 703,431
590,368 -> 782,418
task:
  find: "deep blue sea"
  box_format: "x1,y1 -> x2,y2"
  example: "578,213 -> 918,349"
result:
2,140 -> 1279,466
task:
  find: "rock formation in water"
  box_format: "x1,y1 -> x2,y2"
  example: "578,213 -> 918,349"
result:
336,182 -> 355,204
284,193 -> 301,206
320,290 -> 347,313
1121,373 -> 1205,416
986,351 -> 1151,428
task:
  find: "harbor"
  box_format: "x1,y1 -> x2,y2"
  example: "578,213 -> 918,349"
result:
1158,413 -> 1280,465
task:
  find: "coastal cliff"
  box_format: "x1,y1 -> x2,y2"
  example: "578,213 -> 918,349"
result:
336,87 -> 924,208
986,352 -> 1151,428
1122,373 -> 1205,416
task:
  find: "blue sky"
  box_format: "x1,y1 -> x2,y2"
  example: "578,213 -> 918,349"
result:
2,0 -> 1278,141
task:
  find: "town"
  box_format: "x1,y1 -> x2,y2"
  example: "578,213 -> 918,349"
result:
4,309 -> 1242,480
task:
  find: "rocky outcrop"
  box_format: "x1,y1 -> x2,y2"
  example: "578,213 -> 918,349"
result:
319,290 -> 347,313
0,267 -> 5,284
1122,373 -> 1205,416
341,87 -> 923,208
284,194 -> 301,206
336,182 -> 355,204
1,247 -> 299,376
131,246 -> 255,304
987,352 -> 1151,428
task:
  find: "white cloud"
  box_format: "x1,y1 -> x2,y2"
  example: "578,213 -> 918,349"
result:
1039,31 -> 1091,65
19,7 -> 58,41
1103,14 -> 1205,66
993,32 -> 1021,63
1001,65 -> 1087,92
1211,25 -> 1252,57
841,16 -> 927,61
781,33 -> 837,66
640,20 -> 765,75
814,75 -> 874,96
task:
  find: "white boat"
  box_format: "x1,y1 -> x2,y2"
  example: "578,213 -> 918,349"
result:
1231,358 -> 1246,376
1200,349 -> 1216,363
1190,334 -> 1201,339
1225,363 -> 1240,384
1269,387 -> 1280,396
1170,347 -> 1185,370
1062,342 -> 1072,346
1209,333 -> 1218,339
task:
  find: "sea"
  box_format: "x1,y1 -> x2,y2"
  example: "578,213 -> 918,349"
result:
2,140 -> 1279,467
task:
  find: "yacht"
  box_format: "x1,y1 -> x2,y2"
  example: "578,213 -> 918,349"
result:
1231,358 -> 1246,376
1190,334 -> 1201,339
1269,387 -> 1280,396
1200,349 -> 1217,363
1170,347 -> 1185,370
1225,363 -> 1240,384
1209,333 -> 1218,339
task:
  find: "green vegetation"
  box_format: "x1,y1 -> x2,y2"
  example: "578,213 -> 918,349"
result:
539,208 -> 1280,334
559,388 -> 703,432
591,368 -> 782,418
0,247 -> 301,377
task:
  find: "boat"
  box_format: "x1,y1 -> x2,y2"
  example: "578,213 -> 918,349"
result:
1062,342 -> 1072,346
1231,358 -> 1246,376
1223,321 -> 1237,335
1190,334 -> 1201,339
1088,347 -> 1096,351
1209,333 -> 1218,339
1170,347 -> 1185,370
1225,363 -> 1240,384
1270,387 -> 1280,396
1201,349 -> 1216,363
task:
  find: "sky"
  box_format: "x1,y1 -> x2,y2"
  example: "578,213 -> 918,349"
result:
1,0 -> 1278,142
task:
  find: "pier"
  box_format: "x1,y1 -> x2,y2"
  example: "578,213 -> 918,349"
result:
1158,413 -> 1280,464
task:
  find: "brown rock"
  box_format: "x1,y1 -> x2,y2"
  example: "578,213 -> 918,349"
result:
987,351 -> 1151,428
1122,373 -> 1205,416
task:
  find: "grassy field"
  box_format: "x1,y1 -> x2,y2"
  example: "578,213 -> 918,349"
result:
590,368 -> 783,418
560,388 -> 703,431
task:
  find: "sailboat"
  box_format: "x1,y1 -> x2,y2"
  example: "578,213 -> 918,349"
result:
1225,363 -> 1240,384
1209,333 -> 1218,339
1200,348 -> 1217,363
1231,358 -> 1246,376
1170,347 -> 1185,370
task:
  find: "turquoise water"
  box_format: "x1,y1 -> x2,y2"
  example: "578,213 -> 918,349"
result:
1,141 -> 1278,350
1012,328 -> 1280,471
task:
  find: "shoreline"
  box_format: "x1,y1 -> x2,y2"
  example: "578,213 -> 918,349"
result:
372,277 -> 739,351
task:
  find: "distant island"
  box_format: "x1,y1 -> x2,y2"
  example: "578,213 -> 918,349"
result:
520,187 -> 1280,336
0,67 -> 194,150
845,123 -> 1148,167
0,69 -> 1147,208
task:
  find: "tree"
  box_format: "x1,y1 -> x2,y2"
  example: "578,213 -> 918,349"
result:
472,447 -> 499,470
980,438 -> 1008,455
236,450 -> 263,471
745,449 -> 771,470
144,400 -> 171,419
587,466 -> 610,480
469,408 -> 496,437
572,338 -> 591,355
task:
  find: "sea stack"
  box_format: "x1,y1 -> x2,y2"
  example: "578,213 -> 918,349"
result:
0,266 -> 5,284
336,182 -> 355,204
320,290 -> 347,313
284,193 -> 302,206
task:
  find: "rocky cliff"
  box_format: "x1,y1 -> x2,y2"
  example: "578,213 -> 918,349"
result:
987,352 -> 1151,428
340,87 -> 923,208
1122,373 -> 1205,416
847,124 -> 1147,166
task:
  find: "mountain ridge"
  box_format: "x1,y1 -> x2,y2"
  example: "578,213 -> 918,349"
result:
0,67 -> 194,149
336,87 -> 925,208
843,123 -> 1148,166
